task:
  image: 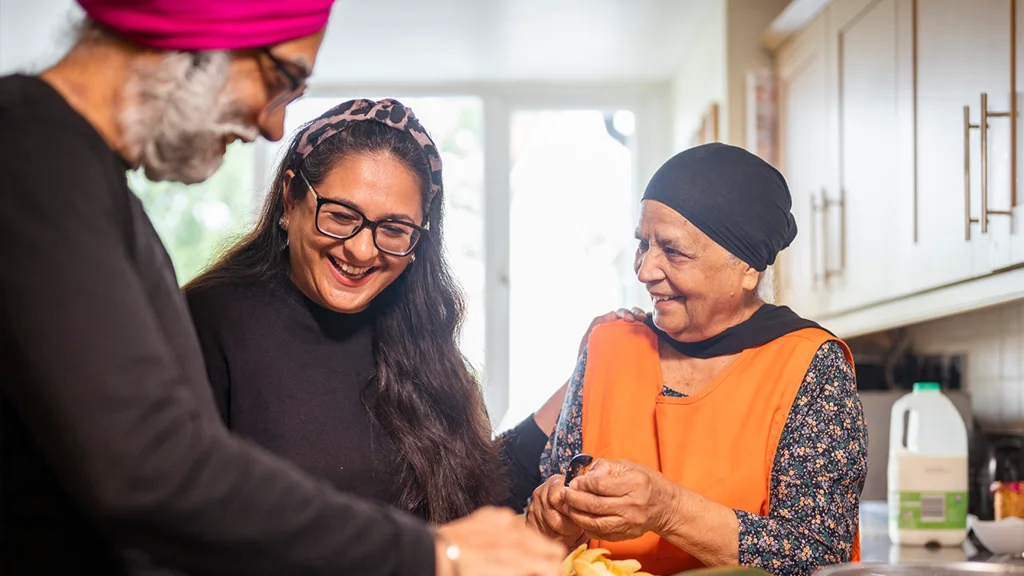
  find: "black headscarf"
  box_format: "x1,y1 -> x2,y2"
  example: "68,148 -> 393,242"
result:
642,142 -> 797,271
640,143 -> 827,357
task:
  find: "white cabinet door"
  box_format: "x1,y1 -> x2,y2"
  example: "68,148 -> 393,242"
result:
776,15 -> 831,319
823,0 -> 916,314
915,0 -> 1014,291
1010,0 -> 1024,267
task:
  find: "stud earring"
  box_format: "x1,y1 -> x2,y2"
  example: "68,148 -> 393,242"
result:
410,254 -> 416,263
278,215 -> 288,230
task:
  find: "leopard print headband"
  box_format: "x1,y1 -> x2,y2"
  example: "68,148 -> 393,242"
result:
292,98 -> 443,203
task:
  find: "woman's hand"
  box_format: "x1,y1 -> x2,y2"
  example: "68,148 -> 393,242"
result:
579,308 -> 648,357
434,506 -> 566,576
562,459 -> 681,542
526,475 -> 586,549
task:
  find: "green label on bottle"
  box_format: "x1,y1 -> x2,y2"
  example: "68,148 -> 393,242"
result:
891,492 -> 968,530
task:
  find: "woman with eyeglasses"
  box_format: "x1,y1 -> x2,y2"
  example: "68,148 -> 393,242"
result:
183,98 -> 563,532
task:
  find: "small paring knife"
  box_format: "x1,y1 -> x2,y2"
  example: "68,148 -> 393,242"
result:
564,453 -> 594,486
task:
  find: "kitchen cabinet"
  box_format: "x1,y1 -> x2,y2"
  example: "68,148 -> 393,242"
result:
823,0 -> 916,313
913,0 -> 1015,290
1011,0 -> 1024,266
777,14 -> 830,319
771,0 -> 1023,336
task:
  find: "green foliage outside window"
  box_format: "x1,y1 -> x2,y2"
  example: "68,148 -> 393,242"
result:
128,143 -> 257,285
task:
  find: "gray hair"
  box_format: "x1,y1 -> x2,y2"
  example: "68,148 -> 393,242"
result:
755,265 -> 776,304
727,252 -> 776,304
76,19 -> 257,184
120,51 -> 257,184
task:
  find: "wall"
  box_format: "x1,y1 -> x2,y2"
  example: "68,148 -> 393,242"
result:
670,1 -> 726,151
724,0 -> 790,147
903,300 -> 1024,432
0,0 -> 79,75
669,0 -> 789,152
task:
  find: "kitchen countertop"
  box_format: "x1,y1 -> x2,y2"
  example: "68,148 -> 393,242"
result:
859,501 -> 996,564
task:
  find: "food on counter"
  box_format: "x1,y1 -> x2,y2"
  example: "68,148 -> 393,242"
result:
991,481 -> 1024,520
560,543 -> 654,576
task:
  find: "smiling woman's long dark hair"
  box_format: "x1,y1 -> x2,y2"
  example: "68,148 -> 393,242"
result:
185,119 -> 506,523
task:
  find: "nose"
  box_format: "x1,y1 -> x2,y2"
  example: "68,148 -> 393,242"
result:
342,226 -> 379,264
635,250 -> 665,285
258,106 -> 287,142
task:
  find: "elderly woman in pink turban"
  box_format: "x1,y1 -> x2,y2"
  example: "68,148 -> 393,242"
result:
0,2 -> 565,575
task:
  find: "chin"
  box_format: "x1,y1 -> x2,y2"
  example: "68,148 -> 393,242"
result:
143,147 -> 226,185
652,309 -> 688,338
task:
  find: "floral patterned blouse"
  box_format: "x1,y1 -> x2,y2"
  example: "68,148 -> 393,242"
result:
538,340 -> 869,576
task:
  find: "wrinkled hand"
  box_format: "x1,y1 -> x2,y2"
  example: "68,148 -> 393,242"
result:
579,308 -> 649,357
526,475 -> 586,549
435,507 -> 566,576
563,459 -> 681,542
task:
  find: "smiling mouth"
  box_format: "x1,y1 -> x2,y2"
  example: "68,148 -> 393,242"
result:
651,294 -> 682,303
329,255 -> 377,280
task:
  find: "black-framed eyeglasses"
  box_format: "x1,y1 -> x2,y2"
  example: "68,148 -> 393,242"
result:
258,47 -> 308,118
300,172 -> 429,257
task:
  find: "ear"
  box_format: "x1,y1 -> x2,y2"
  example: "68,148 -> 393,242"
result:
740,263 -> 760,293
282,169 -> 297,215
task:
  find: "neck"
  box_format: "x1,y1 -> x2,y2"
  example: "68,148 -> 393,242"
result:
39,39 -> 147,166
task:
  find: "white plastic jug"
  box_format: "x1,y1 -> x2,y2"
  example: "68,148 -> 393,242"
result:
887,382 -> 969,546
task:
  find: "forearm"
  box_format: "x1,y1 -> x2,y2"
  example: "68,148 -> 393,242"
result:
532,381 -> 568,435
658,486 -> 740,567
497,415 -> 549,511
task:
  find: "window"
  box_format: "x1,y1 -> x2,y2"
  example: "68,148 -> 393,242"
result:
133,91 -> 660,429
501,108 -> 638,430
131,143 -> 258,284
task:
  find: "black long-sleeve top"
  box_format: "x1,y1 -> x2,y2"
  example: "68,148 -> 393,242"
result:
185,272 -> 553,516
0,74 -> 434,575
185,275 -> 407,510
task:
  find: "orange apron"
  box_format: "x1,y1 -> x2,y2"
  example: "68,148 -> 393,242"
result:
580,320 -> 861,574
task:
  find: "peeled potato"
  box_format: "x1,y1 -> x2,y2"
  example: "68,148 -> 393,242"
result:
559,544 -> 653,576
560,544 -> 589,576
611,559 -> 643,572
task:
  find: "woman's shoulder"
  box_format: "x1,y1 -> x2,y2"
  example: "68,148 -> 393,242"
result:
184,275 -> 285,332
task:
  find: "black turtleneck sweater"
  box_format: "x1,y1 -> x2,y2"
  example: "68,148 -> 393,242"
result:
185,275 -> 406,510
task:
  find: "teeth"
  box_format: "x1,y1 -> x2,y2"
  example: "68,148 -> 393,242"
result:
335,258 -> 371,277
652,295 -> 677,303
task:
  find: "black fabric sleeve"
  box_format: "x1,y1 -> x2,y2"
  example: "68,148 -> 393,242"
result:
496,415 -> 549,512
185,289 -> 232,426
0,121 -> 436,574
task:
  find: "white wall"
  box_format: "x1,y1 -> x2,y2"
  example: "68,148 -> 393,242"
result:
904,300 -> 1024,432
670,1 -> 726,151
0,0 -> 79,75
669,0 -> 789,152
724,0 -> 789,147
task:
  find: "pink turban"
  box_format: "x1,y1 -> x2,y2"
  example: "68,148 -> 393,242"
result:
76,0 -> 335,51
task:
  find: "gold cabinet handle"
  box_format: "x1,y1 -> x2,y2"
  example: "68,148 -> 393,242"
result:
978,92 -> 1014,234
823,187 -> 845,281
964,105 -> 980,241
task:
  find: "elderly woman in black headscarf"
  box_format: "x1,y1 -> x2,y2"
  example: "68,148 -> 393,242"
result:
526,143 -> 868,576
